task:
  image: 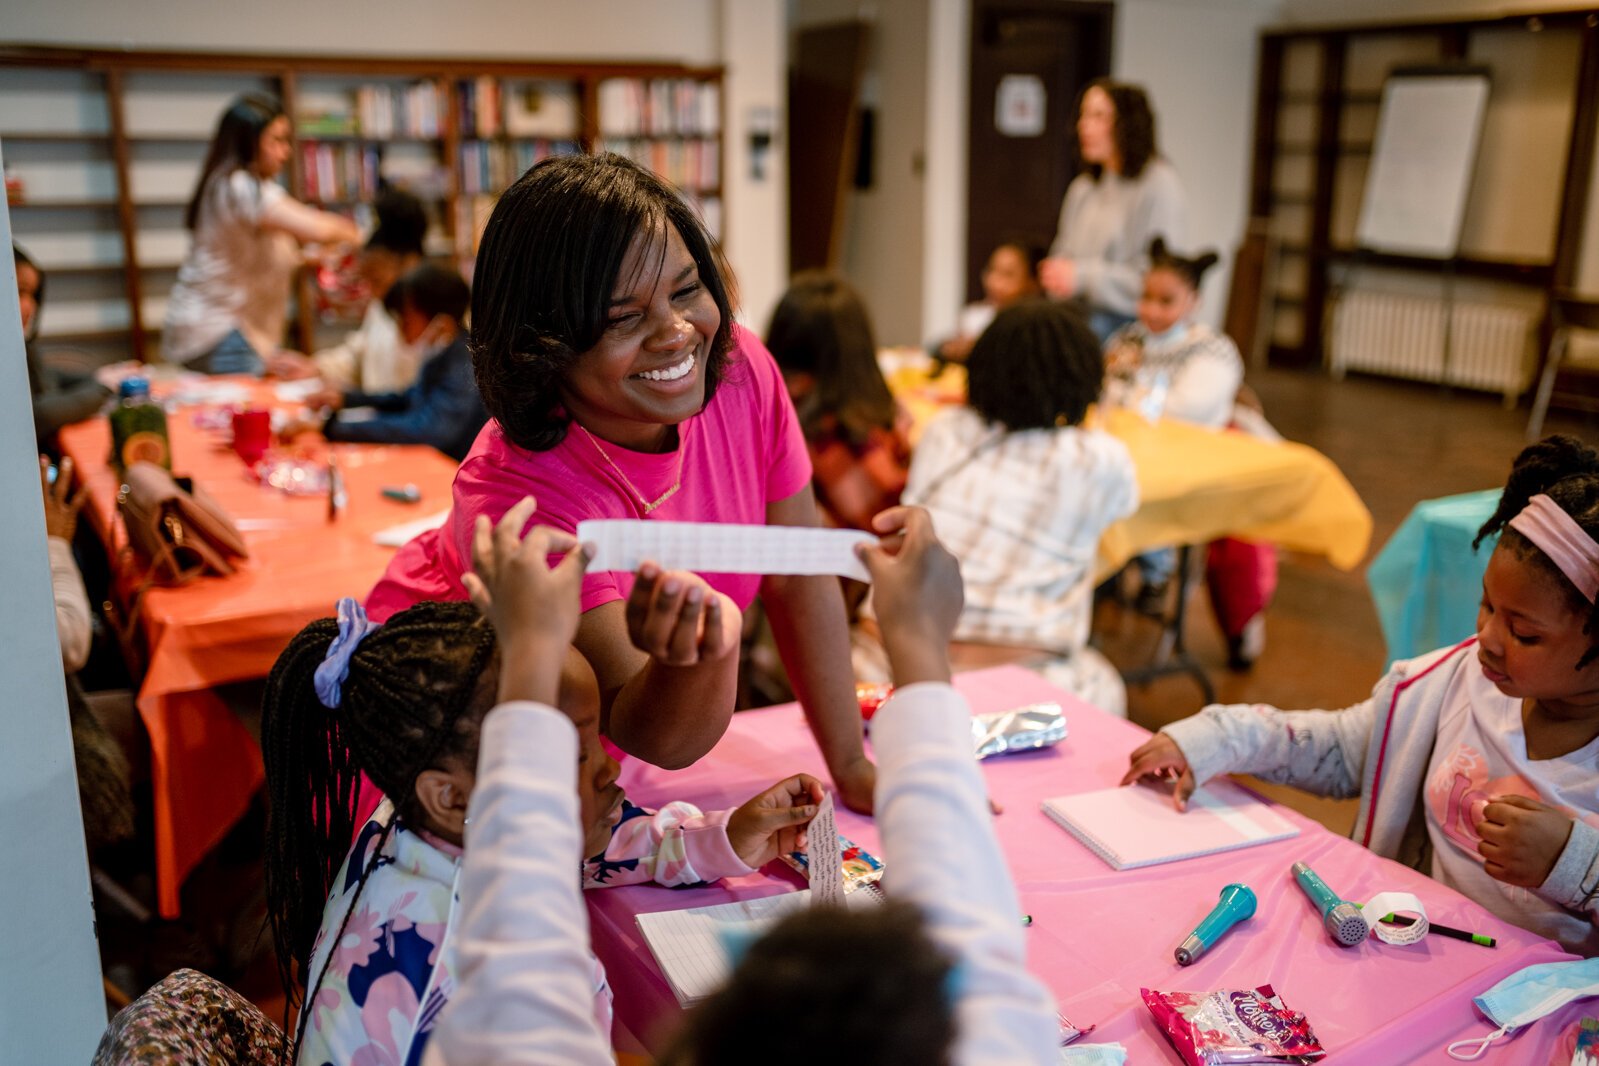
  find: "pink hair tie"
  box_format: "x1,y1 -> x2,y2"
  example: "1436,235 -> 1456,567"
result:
1507,494 -> 1599,603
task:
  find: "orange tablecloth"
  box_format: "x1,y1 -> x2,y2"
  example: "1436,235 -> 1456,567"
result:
885,360 -> 1373,575
58,380 -> 461,917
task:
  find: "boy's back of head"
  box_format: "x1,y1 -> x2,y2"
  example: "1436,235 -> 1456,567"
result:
660,900 -> 956,1066
384,263 -> 471,326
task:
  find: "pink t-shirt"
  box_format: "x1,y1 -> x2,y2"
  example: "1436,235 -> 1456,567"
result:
367,324 -> 813,621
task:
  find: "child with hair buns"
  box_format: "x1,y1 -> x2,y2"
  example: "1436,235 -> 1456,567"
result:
1125,436 -> 1599,955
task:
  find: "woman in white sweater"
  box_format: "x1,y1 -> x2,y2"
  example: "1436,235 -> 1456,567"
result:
1040,79 -> 1187,342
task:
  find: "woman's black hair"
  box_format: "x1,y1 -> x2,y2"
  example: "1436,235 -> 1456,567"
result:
765,271 -> 896,445
1148,236 -> 1220,292
658,900 -> 956,1066
262,599 -> 496,1054
13,242 -> 43,340
966,299 -> 1102,431
383,262 -> 471,326
185,92 -> 285,231
1475,434 -> 1599,667
1078,78 -> 1158,181
470,152 -> 735,452
367,187 -> 429,257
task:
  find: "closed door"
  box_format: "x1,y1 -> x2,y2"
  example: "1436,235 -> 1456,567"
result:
966,1 -> 1113,300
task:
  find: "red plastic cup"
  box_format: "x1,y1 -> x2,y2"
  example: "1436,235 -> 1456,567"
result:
232,408 -> 271,466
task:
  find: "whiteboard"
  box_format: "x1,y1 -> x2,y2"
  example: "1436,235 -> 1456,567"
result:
1355,70 -> 1491,259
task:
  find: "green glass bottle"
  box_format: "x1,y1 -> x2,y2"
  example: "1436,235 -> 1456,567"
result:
109,377 -> 171,473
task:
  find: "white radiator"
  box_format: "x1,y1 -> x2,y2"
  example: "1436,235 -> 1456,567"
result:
1328,291 -> 1536,400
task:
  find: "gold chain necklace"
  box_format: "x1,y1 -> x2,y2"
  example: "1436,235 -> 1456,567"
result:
576,423 -> 685,514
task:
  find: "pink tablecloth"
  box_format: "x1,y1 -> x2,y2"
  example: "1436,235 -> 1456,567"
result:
587,666 -> 1588,1063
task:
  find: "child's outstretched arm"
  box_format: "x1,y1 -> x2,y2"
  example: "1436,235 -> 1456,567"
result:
425,497 -> 612,1066
857,506 -> 1059,1066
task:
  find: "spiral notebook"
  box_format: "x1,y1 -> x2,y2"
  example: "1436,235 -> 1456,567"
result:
1041,779 -> 1299,870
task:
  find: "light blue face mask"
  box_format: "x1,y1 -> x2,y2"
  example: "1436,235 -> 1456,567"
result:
1446,957 -> 1599,1060
1143,321 -> 1190,348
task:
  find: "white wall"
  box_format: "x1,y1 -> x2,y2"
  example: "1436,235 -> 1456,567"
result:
0,145 -> 105,1061
3,0 -> 790,327
1280,0 -> 1595,23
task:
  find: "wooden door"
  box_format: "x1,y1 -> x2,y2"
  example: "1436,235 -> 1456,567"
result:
966,1 -> 1113,300
789,21 -> 870,274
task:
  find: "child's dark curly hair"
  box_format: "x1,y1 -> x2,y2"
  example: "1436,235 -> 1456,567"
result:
966,298 -> 1102,431
658,900 -> 956,1066
261,599 -> 497,1055
1475,434 -> 1599,667
470,152 -> 736,452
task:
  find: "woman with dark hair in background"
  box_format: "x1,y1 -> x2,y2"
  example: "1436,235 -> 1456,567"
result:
765,271 -> 909,532
14,243 -> 110,454
1039,79 -> 1187,341
163,92 -> 360,375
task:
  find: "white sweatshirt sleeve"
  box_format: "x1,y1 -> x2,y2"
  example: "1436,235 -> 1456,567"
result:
423,701 -> 613,1066
873,682 -> 1059,1066
49,536 -> 92,674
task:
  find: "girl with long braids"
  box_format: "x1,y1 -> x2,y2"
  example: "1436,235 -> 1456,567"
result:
264,501 -> 823,1065
1126,436 -> 1599,955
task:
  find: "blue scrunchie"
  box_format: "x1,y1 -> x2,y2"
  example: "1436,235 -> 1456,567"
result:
313,597 -> 381,709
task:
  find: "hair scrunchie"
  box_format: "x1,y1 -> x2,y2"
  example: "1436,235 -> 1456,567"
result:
313,597 -> 381,709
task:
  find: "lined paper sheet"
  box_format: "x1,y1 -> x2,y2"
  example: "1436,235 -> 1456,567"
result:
576,519 -> 874,582
637,888 -> 883,1004
1041,780 -> 1299,871
372,509 -> 450,547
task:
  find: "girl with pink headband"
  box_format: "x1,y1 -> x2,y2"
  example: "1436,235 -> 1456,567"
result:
1121,435 -> 1599,954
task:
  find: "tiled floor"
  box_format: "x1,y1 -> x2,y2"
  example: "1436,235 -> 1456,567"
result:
96,364 -> 1599,1031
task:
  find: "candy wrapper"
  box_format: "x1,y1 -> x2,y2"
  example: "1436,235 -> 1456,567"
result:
973,702 -> 1066,760
1142,985 -> 1325,1065
782,833 -> 884,896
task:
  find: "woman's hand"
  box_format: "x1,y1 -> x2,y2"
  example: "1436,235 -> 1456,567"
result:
726,773 -> 826,869
1477,794 -> 1574,889
624,563 -> 740,666
40,455 -> 87,543
1039,256 -> 1077,299
1119,733 -> 1196,811
462,496 -> 592,707
264,350 -> 317,380
830,756 -> 877,817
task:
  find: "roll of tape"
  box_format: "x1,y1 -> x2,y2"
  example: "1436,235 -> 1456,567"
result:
1365,891 -> 1429,945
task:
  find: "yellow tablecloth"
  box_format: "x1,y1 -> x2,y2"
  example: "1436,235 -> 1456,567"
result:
886,361 -> 1372,574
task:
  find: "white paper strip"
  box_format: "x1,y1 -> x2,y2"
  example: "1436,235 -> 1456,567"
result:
373,509 -> 451,548
576,519 -> 875,582
808,792 -> 845,908
1365,891 -> 1429,945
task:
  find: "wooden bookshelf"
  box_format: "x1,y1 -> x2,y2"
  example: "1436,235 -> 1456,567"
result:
0,45 -> 725,362
1248,9 -> 1599,373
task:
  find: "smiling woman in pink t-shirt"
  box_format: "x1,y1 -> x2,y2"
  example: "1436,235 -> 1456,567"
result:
367,153 -> 874,812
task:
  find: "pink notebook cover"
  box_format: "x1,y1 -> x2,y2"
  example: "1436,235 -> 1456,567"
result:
1041,779 -> 1299,870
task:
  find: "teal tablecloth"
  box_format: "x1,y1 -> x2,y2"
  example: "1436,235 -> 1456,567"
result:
1366,489 -> 1500,667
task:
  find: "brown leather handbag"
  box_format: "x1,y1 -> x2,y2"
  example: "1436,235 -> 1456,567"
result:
117,461 -> 249,584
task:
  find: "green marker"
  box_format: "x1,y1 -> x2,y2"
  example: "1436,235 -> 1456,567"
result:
1020,914 -> 1033,927
1354,903 -> 1495,947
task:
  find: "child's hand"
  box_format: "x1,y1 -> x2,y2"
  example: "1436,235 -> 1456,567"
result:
1039,256 -> 1076,299
855,505 -> 963,686
727,773 -> 826,869
1119,733 -> 1196,811
1477,794 -> 1574,889
462,496 -> 593,707
624,563 -> 740,667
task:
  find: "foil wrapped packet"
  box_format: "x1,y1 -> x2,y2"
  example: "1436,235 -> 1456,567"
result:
972,702 -> 1067,760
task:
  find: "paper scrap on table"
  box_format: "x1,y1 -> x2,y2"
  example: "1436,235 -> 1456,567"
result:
273,378 -> 326,404
1366,890 -> 1428,945
808,792 -> 845,907
373,509 -> 451,548
576,519 -> 874,582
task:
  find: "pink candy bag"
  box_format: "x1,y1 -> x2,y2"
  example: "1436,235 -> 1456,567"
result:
1142,985 -> 1326,1065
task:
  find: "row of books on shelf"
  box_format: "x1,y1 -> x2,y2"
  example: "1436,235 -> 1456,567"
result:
458,77 -> 580,140
299,142 -> 381,203
597,78 -> 719,138
297,80 -> 449,140
599,138 -> 720,193
458,139 -> 580,196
